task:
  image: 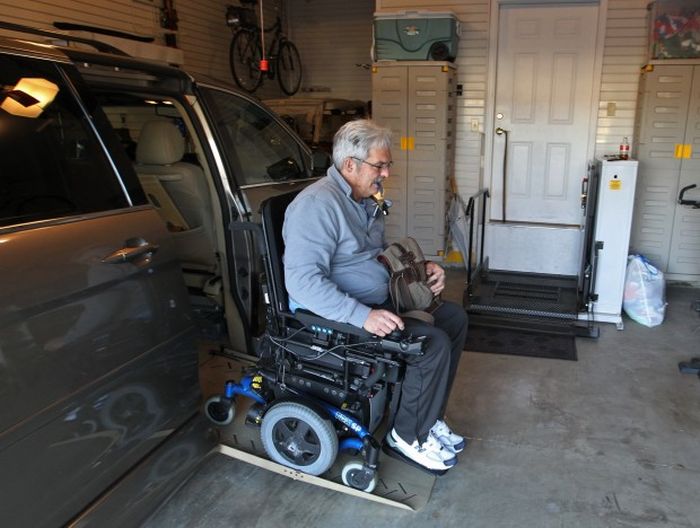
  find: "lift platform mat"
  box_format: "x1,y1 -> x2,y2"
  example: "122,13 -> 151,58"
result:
200,351 -> 436,511
465,325 -> 577,361
466,270 -> 580,319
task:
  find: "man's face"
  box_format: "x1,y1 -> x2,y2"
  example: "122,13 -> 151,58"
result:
343,147 -> 392,201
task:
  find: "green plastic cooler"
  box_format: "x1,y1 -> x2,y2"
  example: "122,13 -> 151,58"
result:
373,11 -> 460,61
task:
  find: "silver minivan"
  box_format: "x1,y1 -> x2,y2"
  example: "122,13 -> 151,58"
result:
0,28 -> 324,526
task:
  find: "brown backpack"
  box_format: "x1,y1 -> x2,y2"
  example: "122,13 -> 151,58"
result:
378,237 -> 441,325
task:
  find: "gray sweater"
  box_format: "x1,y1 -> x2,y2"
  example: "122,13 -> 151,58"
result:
282,165 -> 390,328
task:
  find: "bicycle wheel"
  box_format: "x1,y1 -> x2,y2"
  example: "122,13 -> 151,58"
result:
277,39 -> 302,96
230,30 -> 263,93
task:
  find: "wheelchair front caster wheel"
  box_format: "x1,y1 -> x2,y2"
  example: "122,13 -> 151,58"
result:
341,461 -> 377,493
204,395 -> 235,426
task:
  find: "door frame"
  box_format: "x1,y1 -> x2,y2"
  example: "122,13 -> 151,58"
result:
483,0 -> 608,223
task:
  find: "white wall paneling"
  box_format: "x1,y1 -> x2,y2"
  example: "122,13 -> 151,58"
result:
287,0 -> 374,101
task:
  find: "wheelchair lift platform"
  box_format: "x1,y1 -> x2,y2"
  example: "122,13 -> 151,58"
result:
464,266 -> 596,337
201,351 -> 436,511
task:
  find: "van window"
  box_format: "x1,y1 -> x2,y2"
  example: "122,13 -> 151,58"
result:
0,55 -> 129,227
200,88 -> 310,186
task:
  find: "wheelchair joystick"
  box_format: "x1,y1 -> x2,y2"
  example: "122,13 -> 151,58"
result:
387,328 -> 403,340
381,330 -> 426,355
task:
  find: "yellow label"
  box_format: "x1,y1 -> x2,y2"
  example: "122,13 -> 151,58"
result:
408,137 -> 415,151
400,136 -> 406,150
609,179 -> 622,190
683,144 -> 692,159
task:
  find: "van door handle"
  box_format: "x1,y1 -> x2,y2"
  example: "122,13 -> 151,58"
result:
102,240 -> 160,264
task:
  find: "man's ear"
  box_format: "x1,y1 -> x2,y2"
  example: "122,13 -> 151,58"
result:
343,156 -> 357,174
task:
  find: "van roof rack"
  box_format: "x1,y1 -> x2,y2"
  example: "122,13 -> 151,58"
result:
0,21 -> 128,56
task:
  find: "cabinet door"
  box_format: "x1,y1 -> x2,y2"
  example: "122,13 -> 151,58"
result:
407,65 -> 453,255
372,65 -> 408,243
631,65 -> 692,270
668,65 -> 700,274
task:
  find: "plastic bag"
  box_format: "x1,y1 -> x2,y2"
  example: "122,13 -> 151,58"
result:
622,254 -> 667,327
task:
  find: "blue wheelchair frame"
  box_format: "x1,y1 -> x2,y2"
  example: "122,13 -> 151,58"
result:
223,374 -> 372,454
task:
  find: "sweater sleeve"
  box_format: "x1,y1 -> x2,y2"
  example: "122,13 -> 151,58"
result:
282,194 -> 371,328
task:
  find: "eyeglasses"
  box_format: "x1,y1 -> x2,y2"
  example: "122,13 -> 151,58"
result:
351,157 -> 394,171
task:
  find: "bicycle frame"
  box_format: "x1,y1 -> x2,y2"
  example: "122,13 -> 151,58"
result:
227,5 -> 302,95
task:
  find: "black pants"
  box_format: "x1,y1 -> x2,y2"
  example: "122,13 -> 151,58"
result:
392,301 -> 468,444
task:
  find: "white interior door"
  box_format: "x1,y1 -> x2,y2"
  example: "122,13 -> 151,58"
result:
487,3 -> 600,274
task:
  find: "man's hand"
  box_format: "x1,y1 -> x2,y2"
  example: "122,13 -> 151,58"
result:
426,261 -> 446,295
363,309 -> 404,337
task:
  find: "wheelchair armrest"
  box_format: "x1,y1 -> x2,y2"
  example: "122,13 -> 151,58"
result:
292,309 -> 425,355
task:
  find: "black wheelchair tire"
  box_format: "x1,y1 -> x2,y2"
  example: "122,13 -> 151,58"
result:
260,401 -> 337,476
204,395 -> 235,426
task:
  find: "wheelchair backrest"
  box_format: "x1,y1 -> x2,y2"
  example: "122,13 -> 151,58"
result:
260,190 -> 300,314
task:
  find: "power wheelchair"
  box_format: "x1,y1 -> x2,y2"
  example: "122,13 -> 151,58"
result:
204,191 -> 427,492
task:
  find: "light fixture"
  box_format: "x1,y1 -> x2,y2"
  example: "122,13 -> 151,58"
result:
1,77 -> 59,118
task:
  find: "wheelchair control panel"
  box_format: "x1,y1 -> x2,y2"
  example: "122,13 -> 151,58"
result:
296,310 -> 426,355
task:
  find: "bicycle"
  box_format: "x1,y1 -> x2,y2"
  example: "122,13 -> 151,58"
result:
225,2 -> 302,96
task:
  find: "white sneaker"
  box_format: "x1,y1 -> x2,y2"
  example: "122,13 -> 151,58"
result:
386,428 -> 457,471
430,419 -> 466,453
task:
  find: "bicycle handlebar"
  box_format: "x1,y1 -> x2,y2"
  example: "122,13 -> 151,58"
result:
678,184 -> 700,208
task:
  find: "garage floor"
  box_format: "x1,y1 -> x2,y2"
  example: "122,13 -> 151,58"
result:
147,271 -> 700,528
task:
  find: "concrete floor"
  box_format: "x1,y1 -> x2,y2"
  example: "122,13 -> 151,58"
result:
148,273 -> 700,528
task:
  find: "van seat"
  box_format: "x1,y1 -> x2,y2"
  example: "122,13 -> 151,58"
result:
135,120 -> 216,271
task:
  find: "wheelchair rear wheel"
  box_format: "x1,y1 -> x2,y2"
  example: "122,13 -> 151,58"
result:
260,401 -> 338,476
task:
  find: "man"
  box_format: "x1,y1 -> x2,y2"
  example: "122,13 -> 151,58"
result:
283,119 -> 467,473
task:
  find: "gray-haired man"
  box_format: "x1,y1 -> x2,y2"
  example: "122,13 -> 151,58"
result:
283,119 -> 467,472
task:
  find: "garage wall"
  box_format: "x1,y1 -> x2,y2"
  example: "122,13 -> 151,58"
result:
0,0 -> 160,37
1,0 -> 651,198
0,0 -> 287,98
595,0 -> 649,157
377,0 -> 649,201
286,0 -> 374,101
